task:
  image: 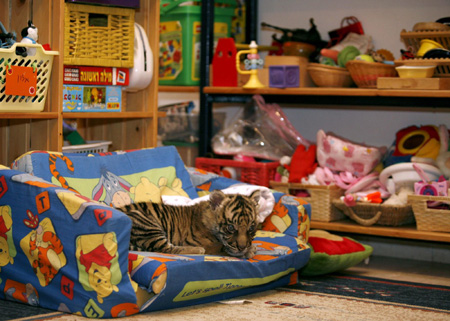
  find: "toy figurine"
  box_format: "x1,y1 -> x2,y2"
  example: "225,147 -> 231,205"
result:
16,20 -> 38,57
236,41 -> 265,89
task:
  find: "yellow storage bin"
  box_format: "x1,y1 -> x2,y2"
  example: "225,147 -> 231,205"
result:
0,43 -> 59,112
64,2 -> 135,68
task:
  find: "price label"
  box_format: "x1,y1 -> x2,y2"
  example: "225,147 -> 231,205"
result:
5,65 -> 37,96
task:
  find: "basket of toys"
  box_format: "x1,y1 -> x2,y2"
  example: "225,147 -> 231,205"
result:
0,43 -> 59,112
408,195 -> 450,232
332,200 -> 415,226
307,63 -> 354,87
270,182 -> 345,222
346,60 -> 398,88
195,157 -> 279,187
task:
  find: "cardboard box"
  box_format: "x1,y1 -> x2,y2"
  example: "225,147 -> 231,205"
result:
63,85 -> 122,112
264,55 -> 314,87
63,66 -> 129,86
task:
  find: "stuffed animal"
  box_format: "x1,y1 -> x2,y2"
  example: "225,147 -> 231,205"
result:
16,20 -> 38,57
316,130 -> 386,177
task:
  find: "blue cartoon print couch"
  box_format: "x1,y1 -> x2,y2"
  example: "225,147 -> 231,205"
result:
0,146 -> 311,318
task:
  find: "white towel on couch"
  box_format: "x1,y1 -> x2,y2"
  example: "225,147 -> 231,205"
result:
162,184 -> 275,223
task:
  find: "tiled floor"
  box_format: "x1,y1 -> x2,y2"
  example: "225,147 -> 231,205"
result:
343,255 -> 450,286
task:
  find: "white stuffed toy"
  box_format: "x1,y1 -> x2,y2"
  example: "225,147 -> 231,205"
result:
18,20 -> 38,57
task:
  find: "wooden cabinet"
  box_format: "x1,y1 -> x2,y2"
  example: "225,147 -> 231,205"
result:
0,0 -> 160,166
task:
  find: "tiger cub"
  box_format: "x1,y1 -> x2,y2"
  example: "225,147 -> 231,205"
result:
118,190 -> 260,258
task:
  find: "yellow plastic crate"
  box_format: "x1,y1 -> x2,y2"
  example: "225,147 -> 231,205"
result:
0,43 -> 59,112
64,3 -> 135,68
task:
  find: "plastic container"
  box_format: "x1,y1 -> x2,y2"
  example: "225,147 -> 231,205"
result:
159,0 -> 236,86
62,140 -> 112,153
195,157 -> 279,187
0,43 -> 59,112
395,65 -> 436,78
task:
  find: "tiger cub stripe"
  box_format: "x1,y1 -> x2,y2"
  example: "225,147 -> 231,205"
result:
118,190 -> 260,258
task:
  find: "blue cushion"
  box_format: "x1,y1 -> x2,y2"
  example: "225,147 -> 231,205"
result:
0,167 -> 139,318
12,146 -> 198,207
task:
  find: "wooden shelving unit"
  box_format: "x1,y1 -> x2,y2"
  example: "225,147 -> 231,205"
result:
0,0 -> 160,165
203,86 -> 450,98
197,1 -> 450,244
311,220 -> 450,243
159,86 -> 200,92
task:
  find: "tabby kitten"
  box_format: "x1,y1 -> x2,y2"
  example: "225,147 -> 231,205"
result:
118,190 -> 261,258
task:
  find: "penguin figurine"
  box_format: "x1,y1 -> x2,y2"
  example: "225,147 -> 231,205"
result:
16,20 -> 38,57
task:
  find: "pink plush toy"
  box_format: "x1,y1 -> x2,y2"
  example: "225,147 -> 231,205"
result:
316,130 -> 386,177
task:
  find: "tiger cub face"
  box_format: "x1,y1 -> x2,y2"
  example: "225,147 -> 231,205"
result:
206,190 -> 260,258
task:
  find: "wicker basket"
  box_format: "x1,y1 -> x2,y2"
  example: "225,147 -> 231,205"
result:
332,200 -> 415,226
400,30 -> 450,52
399,30 -> 450,77
307,63 -> 354,88
346,60 -> 398,88
64,3 -> 135,68
408,195 -> 450,232
270,182 -> 345,222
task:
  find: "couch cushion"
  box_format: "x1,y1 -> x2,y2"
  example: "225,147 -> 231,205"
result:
129,230 -> 310,312
12,146 -> 198,207
0,166 -> 140,318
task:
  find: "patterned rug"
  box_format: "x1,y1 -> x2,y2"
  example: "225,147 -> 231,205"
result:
283,274 -> 450,313
1,274 -> 449,320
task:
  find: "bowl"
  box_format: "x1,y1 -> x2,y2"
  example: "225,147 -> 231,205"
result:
307,63 -> 354,87
423,48 -> 450,59
346,60 -> 398,88
282,41 -> 316,58
416,39 -> 444,57
395,65 -> 436,78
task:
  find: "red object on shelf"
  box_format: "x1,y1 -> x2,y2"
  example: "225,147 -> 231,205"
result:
195,157 -> 279,187
212,38 -> 238,87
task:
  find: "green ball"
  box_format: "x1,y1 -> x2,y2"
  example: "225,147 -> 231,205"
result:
338,46 -> 361,68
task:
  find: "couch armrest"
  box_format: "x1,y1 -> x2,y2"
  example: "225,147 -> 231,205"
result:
0,167 -> 139,318
186,167 -> 311,242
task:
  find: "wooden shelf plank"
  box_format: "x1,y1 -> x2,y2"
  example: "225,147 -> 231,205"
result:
310,220 -> 450,243
0,112 -> 59,119
203,86 -> 450,98
62,112 -> 155,119
159,86 -> 199,93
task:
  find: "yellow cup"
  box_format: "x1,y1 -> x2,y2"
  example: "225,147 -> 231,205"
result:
417,39 -> 444,57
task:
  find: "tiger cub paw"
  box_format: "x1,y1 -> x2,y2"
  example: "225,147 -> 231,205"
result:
244,245 -> 257,259
179,246 -> 206,255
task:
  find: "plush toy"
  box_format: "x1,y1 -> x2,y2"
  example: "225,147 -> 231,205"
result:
436,124 -> 450,178
283,144 -> 317,183
384,125 -> 442,167
316,130 -> 386,177
300,229 -> 373,276
16,20 -> 38,57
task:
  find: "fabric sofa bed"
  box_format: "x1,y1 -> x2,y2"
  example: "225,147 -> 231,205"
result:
0,146 -> 311,318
